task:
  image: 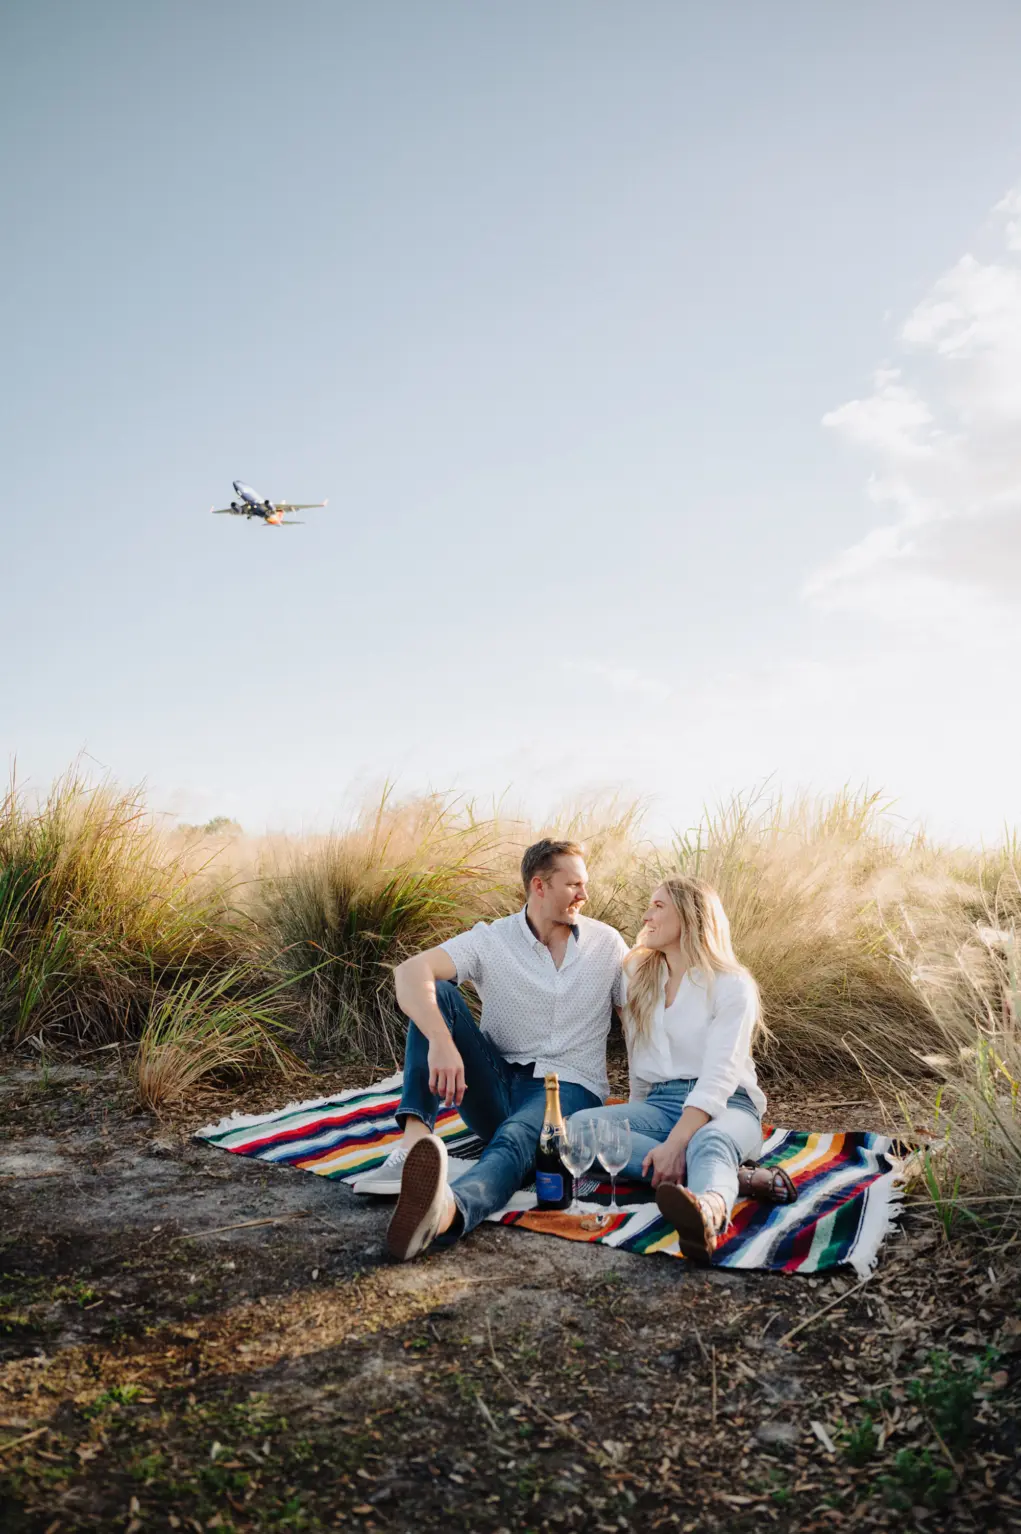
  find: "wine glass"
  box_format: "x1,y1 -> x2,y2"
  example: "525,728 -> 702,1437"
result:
560,1117 -> 597,1217
596,1117 -> 632,1220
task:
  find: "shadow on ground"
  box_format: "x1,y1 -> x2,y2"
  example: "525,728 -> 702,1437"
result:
1,1059 -> 1018,1533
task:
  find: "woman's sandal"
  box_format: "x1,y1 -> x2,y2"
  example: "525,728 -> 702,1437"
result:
654,1183 -> 723,1265
738,1162 -> 797,1205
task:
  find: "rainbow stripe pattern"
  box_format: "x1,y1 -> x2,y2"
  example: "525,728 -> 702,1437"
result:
196,1073 -> 905,1276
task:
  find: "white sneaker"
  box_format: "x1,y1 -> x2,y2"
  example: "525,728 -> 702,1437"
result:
385,1136 -> 450,1261
350,1143 -> 413,1197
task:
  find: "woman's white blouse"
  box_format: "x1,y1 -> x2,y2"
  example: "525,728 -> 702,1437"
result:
622,964 -> 767,1120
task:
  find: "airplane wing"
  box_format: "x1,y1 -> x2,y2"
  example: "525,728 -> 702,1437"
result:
272,499 -> 328,512
211,506 -> 245,515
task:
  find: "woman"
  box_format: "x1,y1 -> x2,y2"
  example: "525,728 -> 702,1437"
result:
576,875 -> 788,1262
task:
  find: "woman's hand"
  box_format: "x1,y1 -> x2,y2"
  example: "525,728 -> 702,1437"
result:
642,1136 -> 688,1189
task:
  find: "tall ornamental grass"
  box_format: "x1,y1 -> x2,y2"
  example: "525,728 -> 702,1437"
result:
133,965 -> 301,1111
889,856 -> 1021,1232
256,794 -> 502,1064
0,772 -> 295,1106
6,764 -> 1021,1224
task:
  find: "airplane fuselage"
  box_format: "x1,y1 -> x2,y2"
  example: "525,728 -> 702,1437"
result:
231,480 -> 280,522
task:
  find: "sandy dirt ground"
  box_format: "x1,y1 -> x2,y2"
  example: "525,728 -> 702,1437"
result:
1,1056 -> 1018,1533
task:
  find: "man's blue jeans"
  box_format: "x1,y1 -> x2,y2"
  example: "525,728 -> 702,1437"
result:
396,981 -> 600,1241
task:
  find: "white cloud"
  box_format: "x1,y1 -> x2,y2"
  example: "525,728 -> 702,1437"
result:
810,185 -> 1021,627
821,369 -> 934,459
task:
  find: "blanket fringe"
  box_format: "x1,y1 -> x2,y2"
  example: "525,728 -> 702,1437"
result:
192,1071 -> 404,1140
846,1154 -> 909,1279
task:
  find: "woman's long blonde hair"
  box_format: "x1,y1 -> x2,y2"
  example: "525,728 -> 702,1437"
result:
624,875 -> 763,1044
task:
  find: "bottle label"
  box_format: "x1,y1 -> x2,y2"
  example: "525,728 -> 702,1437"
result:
535,1170 -> 564,1202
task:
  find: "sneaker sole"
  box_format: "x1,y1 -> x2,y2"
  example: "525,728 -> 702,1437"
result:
385,1138 -> 448,1261
656,1183 -> 716,1265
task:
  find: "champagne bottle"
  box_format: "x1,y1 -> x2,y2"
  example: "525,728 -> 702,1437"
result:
534,1073 -> 574,1210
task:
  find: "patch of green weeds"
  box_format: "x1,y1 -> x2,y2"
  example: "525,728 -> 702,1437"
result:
0,1310 -> 34,1334
287,1436 -> 317,1465
762,1466 -> 793,1505
447,1369 -> 477,1403
199,1461 -> 251,1496
82,1382 -> 145,1418
907,1347 -> 999,1449
128,1449 -> 165,1483
919,1146 -> 984,1240
837,1347 -> 1002,1509
879,1447 -> 956,1511
0,1273 -> 56,1328
268,1497 -> 321,1531
840,1411 -> 879,1465
35,1463 -> 73,1487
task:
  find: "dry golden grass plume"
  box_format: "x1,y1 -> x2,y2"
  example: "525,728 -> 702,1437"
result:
4,767 -> 1018,1221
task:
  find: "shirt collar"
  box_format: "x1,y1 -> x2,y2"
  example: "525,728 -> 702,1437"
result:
520,907 -> 580,945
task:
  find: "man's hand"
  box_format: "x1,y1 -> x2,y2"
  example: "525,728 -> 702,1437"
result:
428,1037 -> 466,1108
642,1136 -> 688,1189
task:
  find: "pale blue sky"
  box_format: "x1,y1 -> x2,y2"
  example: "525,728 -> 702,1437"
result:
3,3 -> 1020,840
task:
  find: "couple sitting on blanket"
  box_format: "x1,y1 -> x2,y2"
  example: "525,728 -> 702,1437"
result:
358,839 -> 791,1263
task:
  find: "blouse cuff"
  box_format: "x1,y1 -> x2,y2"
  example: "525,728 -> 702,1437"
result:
684,1086 -> 728,1120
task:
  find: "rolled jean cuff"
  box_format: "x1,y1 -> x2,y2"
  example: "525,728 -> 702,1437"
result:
431,1187 -> 468,1249
395,1105 -> 435,1131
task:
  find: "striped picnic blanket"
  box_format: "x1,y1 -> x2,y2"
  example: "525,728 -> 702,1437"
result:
196,1074 -> 906,1276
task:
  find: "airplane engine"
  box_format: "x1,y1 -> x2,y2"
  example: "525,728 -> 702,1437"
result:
231,501 -> 242,511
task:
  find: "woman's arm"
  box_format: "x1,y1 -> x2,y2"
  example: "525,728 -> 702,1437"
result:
684,972 -> 758,1120
628,1068 -> 653,1104
642,1105 -> 710,1186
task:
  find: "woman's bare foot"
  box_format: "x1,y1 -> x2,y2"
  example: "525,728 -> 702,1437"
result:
654,1183 -> 726,1264
700,1190 -> 727,1231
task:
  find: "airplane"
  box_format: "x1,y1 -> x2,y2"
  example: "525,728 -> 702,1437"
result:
210,480 -> 327,526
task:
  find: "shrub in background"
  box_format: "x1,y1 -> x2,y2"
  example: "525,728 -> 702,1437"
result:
256,794 -> 501,1065
5,765 -> 1019,1234
134,965 -> 301,1111
891,863 -> 1020,1232
0,772 -> 291,1108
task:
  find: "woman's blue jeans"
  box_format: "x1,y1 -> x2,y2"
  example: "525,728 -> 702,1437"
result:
572,1079 -> 763,1218
396,981 -> 600,1241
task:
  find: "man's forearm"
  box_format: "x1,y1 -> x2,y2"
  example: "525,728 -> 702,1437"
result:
394,958 -> 452,1046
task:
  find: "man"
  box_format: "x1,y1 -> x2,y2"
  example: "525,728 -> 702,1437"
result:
355,839 -> 628,1260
